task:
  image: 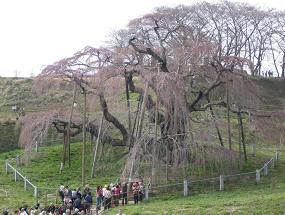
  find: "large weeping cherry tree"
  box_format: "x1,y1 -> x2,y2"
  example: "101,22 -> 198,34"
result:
18,1 -> 284,184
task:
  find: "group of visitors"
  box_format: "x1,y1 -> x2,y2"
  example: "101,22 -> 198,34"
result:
262,70 -> 274,77
57,185 -> 93,213
95,181 -> 145,210
5,181 -> 145,215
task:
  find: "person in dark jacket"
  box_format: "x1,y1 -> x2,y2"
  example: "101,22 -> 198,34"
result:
83,192 -> 92,214
73,197 -> 82,209
121,182 -> 128,206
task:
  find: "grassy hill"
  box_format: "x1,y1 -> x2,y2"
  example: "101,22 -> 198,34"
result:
0,77 -> 75,152
105,158 -> 285,215
0,141 -> 128,210
0,76 -> 284,152
0,139 -> 283,213
253,77 -> 285,110
0,76 -> 284,212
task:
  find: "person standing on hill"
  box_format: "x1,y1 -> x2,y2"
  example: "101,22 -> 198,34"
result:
121,182 -> 128,206
138,182 -> 144,202
132,182 -> 139,204
58,185 -> 65,203
104,187 -> 112,210
73,197 -> 82,210
76,187 -> 82,200
83,184 -> 90,198
96,185 -> 103,210
19,208 -> 27,215
83,192 -> 92,214
113,184 -> 121,207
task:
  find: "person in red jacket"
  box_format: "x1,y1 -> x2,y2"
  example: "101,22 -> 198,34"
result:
113,184 -> 121,207
132,182 -> 139,204
96,185 -> 103,210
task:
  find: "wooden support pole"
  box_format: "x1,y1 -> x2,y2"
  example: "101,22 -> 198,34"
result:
137,82 -> 149,139
91,111 -> 104,178
256,169 -> 260,183
82,90 -> 87,186
67,83 -> 77,168
226,72 -> 232,150
238,110 -> 247,162
183,179 -> 188,197
206,95 -> 224,147
152,63 -> 160,180
125,72 -> 132,146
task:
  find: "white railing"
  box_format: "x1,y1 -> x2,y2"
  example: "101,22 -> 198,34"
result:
5,160 -> 38,197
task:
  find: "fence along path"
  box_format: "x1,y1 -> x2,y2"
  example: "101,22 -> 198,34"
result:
5,155 -> 39,197
146,152 -> 280,198
3,151 -> 280,213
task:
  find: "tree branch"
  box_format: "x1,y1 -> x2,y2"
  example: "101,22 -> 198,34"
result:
99,93 -> 128,145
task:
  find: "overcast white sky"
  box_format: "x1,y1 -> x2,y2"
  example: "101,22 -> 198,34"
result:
0,0 -> 285,77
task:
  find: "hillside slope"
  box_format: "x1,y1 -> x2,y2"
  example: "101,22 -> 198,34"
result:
0,77 -> 75,152
0,76 -> 284,153
253,77 -> 285,110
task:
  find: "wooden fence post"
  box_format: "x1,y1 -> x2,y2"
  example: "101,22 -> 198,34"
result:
145,186 -> 149,201
183,179 -> 188,196
264,164 -> 268,176
5,162 -> 8,174
272,158 -> 275,168
256,169 -> 260,183
275,152 -> 279,162
14,170 -> 17,182
220,175 -> 224,191
34,186 -> 38,197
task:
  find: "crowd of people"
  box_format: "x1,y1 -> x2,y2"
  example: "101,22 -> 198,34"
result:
3,181 -> 145,215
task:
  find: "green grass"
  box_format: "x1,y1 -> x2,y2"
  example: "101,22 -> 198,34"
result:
0,149 -> 36,210
0,141 -> 283,213
105,152 -> 285,215
0,76 -> 285,212
12,142 -> 128,188
0,141 -> 128,210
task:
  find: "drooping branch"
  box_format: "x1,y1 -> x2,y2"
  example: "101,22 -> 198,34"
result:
98,92 -> 129,145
